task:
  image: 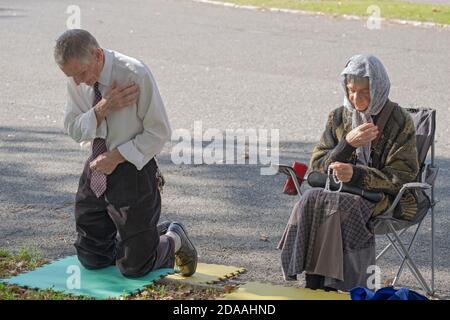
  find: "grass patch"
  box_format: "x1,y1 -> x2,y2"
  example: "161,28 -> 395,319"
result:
0,247 -> 84,300
221,0 -> 450,25
125,282 -> 224,300
0,247 -> 224,300
0,283 -> 91,300
0,247 -> 48,279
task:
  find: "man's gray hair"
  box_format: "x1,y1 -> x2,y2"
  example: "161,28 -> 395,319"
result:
54,29 -> 100,65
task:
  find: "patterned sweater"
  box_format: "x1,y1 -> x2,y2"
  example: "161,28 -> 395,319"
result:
310,100 -> 420,219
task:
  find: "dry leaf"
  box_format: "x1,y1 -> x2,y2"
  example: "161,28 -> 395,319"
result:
224,285 -> 236,293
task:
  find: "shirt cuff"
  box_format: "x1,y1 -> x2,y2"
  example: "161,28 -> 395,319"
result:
330,138 -> 356,163
95,120 -> 107,140
81,108 -> 99,141
117,141 -> 145,170
350,165 -> 365,188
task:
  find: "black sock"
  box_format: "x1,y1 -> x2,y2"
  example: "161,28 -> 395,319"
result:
323,286 -> 338,292
305,274 -> 324,290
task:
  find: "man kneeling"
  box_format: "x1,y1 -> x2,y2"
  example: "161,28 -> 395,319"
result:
54,29 -> 197,277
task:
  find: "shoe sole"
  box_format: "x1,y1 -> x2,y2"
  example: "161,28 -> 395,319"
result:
172,221 -> 198,276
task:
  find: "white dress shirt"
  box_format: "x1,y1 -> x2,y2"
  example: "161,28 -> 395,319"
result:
63,49 -> 172,170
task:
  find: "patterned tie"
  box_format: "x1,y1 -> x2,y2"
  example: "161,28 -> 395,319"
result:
89,82 -> 107,198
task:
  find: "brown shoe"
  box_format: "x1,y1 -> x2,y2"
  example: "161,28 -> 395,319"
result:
168,222 -> 198,277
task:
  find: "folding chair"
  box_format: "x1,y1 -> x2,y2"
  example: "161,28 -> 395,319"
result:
371,108 -> 438,296
273,107 -> 438,296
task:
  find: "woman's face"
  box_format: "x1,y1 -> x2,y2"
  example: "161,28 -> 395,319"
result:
347,81 -> 371,112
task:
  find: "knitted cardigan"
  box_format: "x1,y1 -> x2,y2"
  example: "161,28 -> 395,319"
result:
310,100 -> 419,219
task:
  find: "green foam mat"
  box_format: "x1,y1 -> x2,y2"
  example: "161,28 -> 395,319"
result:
0,255 -> 174,299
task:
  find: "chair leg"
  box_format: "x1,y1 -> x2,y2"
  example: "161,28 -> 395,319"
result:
376,227 -> 409,262
386,232 -> 431,294
392,222 -> 422,287
431,205 -> 435,294
386,223 -> 432,295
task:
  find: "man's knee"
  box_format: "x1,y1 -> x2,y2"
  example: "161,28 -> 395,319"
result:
76,252 -> 115,270
117,253 -> 157,278
75,241 -> 116,270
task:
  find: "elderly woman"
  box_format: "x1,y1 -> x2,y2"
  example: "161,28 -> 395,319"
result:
277,54 -> 420,291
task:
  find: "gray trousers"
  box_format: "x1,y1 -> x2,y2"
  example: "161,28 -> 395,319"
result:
74,158 -> 175,277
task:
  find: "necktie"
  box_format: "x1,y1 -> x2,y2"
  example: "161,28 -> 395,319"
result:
89,82 -> 107,198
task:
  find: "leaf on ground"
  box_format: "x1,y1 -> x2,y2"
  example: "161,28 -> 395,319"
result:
223,285 -> 237,294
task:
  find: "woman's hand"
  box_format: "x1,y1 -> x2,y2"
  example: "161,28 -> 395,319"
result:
345,123 -> 379,148
329,162 -> 353,183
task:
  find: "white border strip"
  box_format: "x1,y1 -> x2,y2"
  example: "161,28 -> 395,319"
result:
192,0 -> 450,31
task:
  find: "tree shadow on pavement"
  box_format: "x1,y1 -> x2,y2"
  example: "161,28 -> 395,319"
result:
1,127 -> 449,296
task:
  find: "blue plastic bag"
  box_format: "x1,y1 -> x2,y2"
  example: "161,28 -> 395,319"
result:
350,286 -> 428,300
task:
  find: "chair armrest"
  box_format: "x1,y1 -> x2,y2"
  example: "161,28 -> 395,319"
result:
271,164 -> 295,177
271,163 -> 303,196
401,182 -> 431,190
379,182 -> 431,219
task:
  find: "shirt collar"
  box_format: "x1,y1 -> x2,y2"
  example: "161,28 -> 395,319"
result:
98,48 -> 113,87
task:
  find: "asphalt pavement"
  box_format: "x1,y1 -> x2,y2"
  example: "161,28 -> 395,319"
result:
0,0 -> 449,297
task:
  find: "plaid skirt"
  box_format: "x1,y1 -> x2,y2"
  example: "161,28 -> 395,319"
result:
278,188 -> 376,291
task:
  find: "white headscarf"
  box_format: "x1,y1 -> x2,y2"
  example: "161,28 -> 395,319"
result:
340,54 -> 391,165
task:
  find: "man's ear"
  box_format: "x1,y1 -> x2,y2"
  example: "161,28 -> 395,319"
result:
93,48 -> 102,62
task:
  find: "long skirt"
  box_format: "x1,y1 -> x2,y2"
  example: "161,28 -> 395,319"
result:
277,188 -> 376,291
